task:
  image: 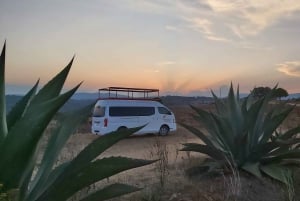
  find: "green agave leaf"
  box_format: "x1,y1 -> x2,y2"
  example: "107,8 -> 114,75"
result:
227,83 -> 243,137
0,42 -> 7,142
234,131 -> 249,166
249,141 -> 281,162
210,114 -> 234,153
179,123 -> 215,148
280,159 -> 300,168
37,157 -> 156,201
190,106 -> 228,150
27,103 -> 95,199
260,106 -> 294,144
6,80 -> 39,131
211,90 -> 227,114
181,143 -> 224,160
242,162 -> 262,178
279,126 -> 300,140
262,150 -> 300,164
260,164 -> 291,184
25,162 -> 70,201
0,84 -> 80,189
30,57 -> 74,105
79,183 -> 141,201
251,87 -> 277,146
64,126 -> 143,175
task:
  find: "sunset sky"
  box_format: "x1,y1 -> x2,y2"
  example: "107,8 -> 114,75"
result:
1,0 -> 300,96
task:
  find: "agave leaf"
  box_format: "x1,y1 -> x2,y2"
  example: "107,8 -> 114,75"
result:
262,150 -> 300,164
179,123 -> 215,147
278,126 -> 300,140
27,103 -> 95,199
260,164 -> 291,184
191,106 -> 228,150
25,162 -> 70,201
0,42 -> 7,142
30,57 -> 74,105
227,83 -> 243,137
251,87 -> 277,146
24,162 -> 70,201
181,143 -> 224,160
260,106 -> 294,144
211,90 -> 227,114
234,131 -> 249,166
79,183 -> 141,201
0,84 -> 80,188
6,80 -> 39,131
210,114 -> 234,153
37,157 -> 156,201
242,162 -> 262,178
65,126 -> 143,174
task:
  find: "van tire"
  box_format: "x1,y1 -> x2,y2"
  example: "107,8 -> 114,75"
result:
117,126 -> 128,132
159,125 -> 169,136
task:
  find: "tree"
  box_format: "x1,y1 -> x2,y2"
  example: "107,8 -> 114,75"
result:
251,86 -> 288,99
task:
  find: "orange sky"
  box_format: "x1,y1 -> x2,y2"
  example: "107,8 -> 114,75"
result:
1,1 -> 300,96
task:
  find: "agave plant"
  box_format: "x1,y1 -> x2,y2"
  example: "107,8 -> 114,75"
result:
181,83 -> 300,184
0,43 -> 155,201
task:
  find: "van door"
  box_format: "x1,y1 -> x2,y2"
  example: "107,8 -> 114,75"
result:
157,106 -> 174,125
109,107 -> 139,131
138,107 -> 156,133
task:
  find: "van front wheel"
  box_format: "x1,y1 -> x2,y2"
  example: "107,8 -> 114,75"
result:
159,125 -> 169,136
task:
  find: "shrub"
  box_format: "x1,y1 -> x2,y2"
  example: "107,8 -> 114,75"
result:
181,83 -> 300,184
0,42 -> 155,201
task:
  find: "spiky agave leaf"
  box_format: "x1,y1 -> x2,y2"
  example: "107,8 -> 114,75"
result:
79,183 -> 141,201
37,156 -> 156,201
0,42 -> 7,143
6,80 -> 39,131
24,103 -> 95,201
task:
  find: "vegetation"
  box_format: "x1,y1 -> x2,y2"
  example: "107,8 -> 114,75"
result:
181,83 -> 300,184
251,86 -> 288,99
0,43 -> 154,201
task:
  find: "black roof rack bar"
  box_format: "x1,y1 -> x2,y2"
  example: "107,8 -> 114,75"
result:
99,87 -> 159,93
98,87 -> 160,99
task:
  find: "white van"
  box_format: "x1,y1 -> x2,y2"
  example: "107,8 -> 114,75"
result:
91,87 -> 176,135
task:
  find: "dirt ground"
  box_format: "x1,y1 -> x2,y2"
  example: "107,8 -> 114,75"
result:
64,130 -> 286,201
60,103 -> 300,201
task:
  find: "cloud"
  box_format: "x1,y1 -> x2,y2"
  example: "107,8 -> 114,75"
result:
184,17 -> 230,42
114,1 -> 300,42
157,61 -> 176,67
165,25 -> 180,32
188,0 -> 300,38
277,61 -> 300,77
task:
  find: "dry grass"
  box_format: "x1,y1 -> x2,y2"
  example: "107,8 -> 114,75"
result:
44,102 -> 300,201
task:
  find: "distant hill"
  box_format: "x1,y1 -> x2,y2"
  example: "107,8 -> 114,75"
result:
5,95 -> 95,113
71,92 -> 98,100
5,92 -> 300,114
285,93 -> 300,100
161,96 -> 213,106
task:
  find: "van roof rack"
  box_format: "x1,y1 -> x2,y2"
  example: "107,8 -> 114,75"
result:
98,87 -> 160,101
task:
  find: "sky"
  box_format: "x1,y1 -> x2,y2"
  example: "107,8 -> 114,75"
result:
1,0 -> 300,96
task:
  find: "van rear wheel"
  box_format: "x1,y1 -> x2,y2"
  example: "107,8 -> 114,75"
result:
117,126 -> 128,132
159,125 -> 169,136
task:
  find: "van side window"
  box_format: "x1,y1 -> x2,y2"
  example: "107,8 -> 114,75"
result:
158,107 -> 171,115
93,106 -> 106,117
109,107 -> 155,117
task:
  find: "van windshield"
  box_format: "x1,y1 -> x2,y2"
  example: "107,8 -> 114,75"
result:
93,106 -> 106,117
